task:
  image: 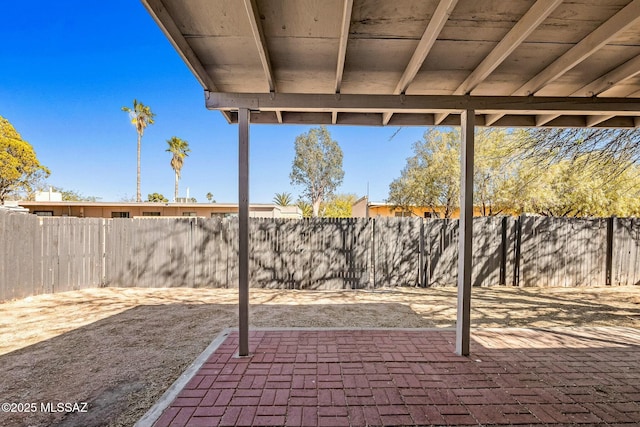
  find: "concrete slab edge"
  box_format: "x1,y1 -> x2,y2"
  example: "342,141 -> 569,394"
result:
134,328 -> 233,427
236,326 -> 457,332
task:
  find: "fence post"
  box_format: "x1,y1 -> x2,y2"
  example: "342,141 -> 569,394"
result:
425,220 -> 431,287
606,216 -> 615,286
500,216 -> 507,286
513,215 -> 523,286
100,219 -> 105,286
419,219 -> 425,287
369,218 -> 375,289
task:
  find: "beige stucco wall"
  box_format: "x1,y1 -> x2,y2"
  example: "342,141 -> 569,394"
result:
18,202 -> 302,219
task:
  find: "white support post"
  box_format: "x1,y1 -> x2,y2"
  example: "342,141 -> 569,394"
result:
456,109 -> 475,357
238,108 -> 250,357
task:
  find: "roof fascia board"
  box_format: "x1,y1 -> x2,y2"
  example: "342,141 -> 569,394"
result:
142,0 -> 218,91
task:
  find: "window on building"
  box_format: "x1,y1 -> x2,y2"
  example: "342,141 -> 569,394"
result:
142,212 -> 161,217
394,211 -> 412,217
33,211 -> 53,216
111,212 -> 130,218
182,212 -> 197,217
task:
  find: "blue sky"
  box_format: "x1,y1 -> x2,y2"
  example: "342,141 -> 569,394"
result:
0,1 -> 428,204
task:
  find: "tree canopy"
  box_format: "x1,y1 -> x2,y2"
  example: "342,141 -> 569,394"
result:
0,116 -> 50,202
321,193 -> 358,218
147,192 -> 168,203
290,126 -> 344,217
388,128 -> 640,218
512,129 -> 640,217
387,129 -> 460,218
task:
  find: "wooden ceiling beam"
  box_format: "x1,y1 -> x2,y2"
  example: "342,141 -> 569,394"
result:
487,0 -> 640,125
535,113 -> 558,126
435,0 -> 563,125
335,0 -> 354,94
382,0 -> 459,125
576,54 -> 640,97
142,0 -> 218,91
206,92 -> 640,116
232,111 -> 638,127
243,0 -> 276,93
535,53 -> 640,125
221,111 -> 234,124
586,115 -> 615,127
519,0 -> 640,96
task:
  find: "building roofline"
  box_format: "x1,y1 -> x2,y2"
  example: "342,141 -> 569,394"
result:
17,201 -> 286,209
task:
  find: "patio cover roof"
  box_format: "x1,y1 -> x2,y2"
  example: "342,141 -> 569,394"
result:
141,0 -> 640,358
142,0 -> 640,127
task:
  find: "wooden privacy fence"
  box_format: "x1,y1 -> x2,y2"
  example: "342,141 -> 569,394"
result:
1,210 -> 640,300
0,212 -> 106,300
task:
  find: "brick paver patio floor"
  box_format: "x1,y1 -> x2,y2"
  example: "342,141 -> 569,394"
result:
148,327 -> 640,426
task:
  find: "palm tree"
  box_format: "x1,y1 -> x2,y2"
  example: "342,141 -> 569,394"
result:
122,100 -> 155,202
296,200 -> 313,218
273,192 -> 293,206
166,136 -> 191,202
147,192 -> 168,202
206,192 -> 215,203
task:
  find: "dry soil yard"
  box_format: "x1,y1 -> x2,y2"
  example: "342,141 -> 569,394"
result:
1,285 -> 640,426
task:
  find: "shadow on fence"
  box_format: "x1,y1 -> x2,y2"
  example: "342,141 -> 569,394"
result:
1,210 -> 638,301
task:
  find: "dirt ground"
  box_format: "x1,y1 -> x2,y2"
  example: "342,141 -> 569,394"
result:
1,285 -> 639,427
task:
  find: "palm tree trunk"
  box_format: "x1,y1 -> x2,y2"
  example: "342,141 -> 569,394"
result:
136,133 -> 142,202
174,171 -> 179,202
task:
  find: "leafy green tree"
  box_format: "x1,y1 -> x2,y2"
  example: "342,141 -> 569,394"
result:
607,165 -> 640,217
296,200 -> 313,218
521,128 -> 640,168
166,136 -> 190,202
206,192 -> 215,202
273,192 -> 293,206
517,155 -> 640,217
512,129 -> 640,217
389,127 -> 640,219
147,192 -> 168,202
472,129 -> 525,216
122,99 -> 155,202
321,193 -> 358,218
387,129 -> 460,218
0,116 -> 50,202
290,126 -> 344,217
388,128 -> 540,218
